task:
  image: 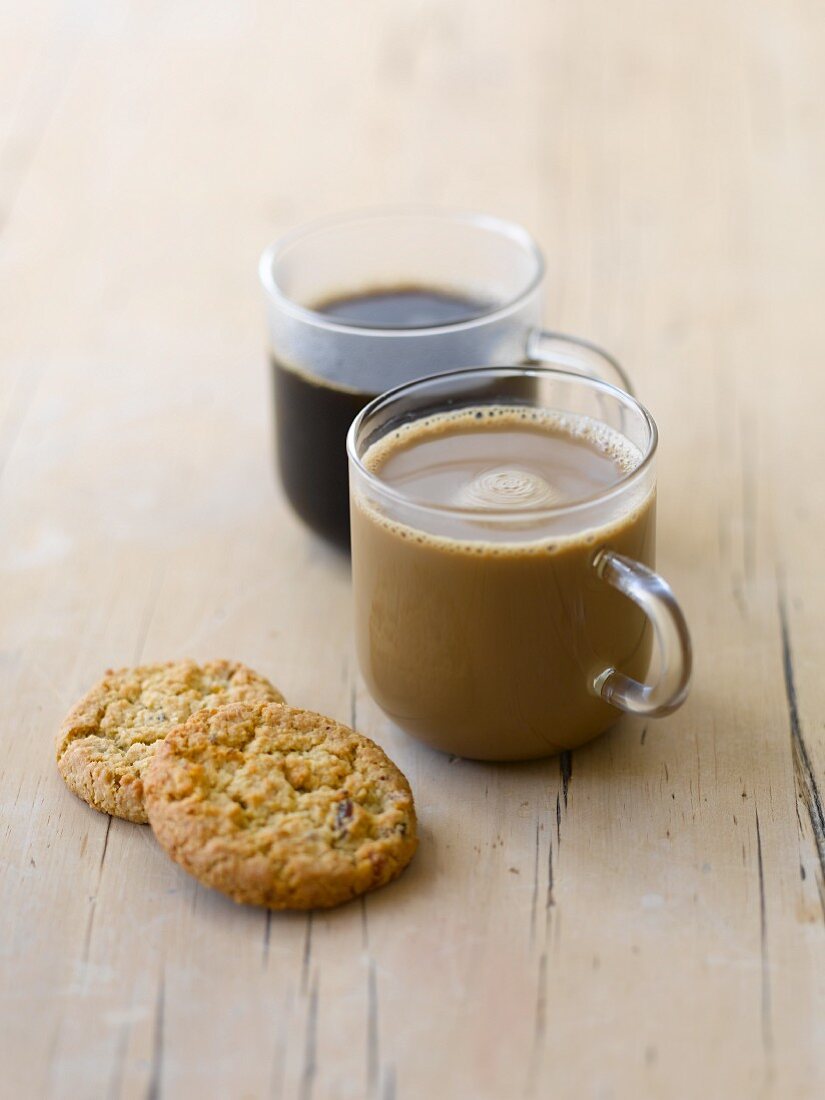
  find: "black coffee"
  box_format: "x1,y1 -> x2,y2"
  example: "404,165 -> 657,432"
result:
271,286 -> 490,547
318,287 -> 488,328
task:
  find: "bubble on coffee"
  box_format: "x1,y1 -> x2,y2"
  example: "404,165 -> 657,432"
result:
455,466 -> 563,510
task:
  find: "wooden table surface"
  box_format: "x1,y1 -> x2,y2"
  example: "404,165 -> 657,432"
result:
2,2 -> 824,1097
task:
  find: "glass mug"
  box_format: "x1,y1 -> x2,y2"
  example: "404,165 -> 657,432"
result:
259,208 -> 631,548
348,367 -> 691,760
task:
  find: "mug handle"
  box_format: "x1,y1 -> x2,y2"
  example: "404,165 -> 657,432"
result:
527,329 -> 633,394
592,550 -> 692,717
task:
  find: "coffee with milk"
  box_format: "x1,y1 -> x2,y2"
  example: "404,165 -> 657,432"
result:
351,404 -> 656,759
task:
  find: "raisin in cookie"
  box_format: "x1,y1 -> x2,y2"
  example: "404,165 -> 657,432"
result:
56,660 -> 284,823
143,701 -> 417,909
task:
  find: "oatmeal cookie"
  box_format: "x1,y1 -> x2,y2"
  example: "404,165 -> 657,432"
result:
56,660 -> 284,823
143,701 -> 417,909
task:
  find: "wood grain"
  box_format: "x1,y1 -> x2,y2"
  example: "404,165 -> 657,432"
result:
1,1 -> 823,1096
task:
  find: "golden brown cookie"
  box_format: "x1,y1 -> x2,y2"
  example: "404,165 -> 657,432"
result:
143,701 -> 418,909
56,661 -> 285,823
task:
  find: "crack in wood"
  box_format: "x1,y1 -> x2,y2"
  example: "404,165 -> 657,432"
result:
97,815 -> 112,872
525,814 -> 557,1092
299,974 -> 319,1100
754,809 -> 773,1059
360,897 -> 381,1100
262,909 -> 272,966
360,895 -> 369,949
269,985 -> 293,1100
546,832 -> 555,911
301,912 -> 314,995
354,662 -> 384,1097
353,658 -> 386,1095
146,971 -> 165,1100
529,821 -> 540,945
559,752 -> 572,808
81,815 -> 112,968
366,960 -> 380,1100
524,951 -> 548,1096
351,662 -> 386,1100
778,584 -> 825,920
382,1064 -> 396,1100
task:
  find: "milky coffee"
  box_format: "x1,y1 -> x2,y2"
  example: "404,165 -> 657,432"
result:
351,406 -> 655,759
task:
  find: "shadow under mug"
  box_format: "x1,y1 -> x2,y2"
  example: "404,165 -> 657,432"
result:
347,366 -> 691,761
259,208 -> 632,548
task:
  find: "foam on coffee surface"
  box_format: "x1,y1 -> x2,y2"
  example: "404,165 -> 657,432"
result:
358,405 -> 648,549
455,466 -> 563,509
363,406 -> 641,477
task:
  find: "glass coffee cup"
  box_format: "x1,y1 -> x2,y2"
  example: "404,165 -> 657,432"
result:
347,366 -> 691,760
259,208 -> 631,548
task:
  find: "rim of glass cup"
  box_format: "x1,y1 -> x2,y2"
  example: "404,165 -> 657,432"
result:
346,366 -> 658,521
258,206 -> 546,337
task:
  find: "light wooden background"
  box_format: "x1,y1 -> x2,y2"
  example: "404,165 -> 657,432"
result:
2,1 -> 824,1097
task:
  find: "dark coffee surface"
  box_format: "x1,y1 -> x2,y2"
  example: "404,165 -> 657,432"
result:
316,286 -> 490,328
271,285 -> 489,547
